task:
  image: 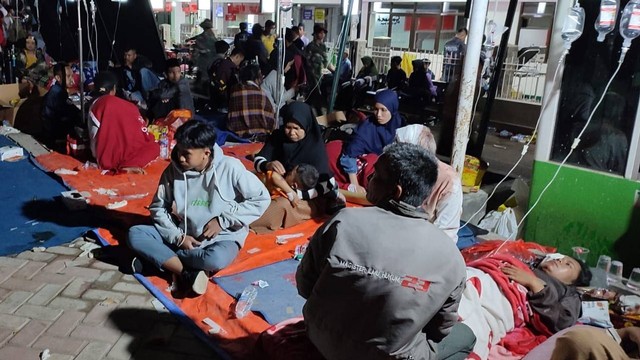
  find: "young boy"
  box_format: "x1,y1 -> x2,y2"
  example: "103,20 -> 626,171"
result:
250,164 -> 320,234
127,120 -> 270,296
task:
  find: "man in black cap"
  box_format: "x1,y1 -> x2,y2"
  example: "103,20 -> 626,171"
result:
234,22 -> 250,51
305,24 -> 334,113
193,18 -> 218,89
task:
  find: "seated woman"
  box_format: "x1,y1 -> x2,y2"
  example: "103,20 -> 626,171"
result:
88,71 -> 159,174
254,102 -> 345,215
395,124 -> 462,243
15,35 -> 47,80
327,89 -> 404,192
355,56 -> 379,79
386,56 -> 407,91
459,249 -> 592,360
408,59 -> 437,102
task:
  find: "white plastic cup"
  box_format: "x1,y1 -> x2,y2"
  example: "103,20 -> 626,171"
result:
572,246 -> 590,263
597,255 -> 612,273
609,260 -> 624,282
628,268 -> 640,290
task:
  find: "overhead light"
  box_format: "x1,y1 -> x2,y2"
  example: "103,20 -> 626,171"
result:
198,0 -> 210,10
537,2 -> 546,14
261,0 -> 276,14
150,0 -> 163,9
342,0 -> 359,16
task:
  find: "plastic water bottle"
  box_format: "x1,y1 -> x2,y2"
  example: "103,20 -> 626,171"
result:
561,4 -> 586,50
595,0 -> 619,42
235,285 -> 258,319
159,132 -> 169,159
620,0 -> 640,48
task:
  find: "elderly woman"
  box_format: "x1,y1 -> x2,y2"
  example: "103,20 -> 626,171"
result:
328,89 -> 404,193
254,102 -> 345,214
395,124 -> 462,243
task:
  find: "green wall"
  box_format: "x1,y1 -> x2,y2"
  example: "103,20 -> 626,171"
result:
525,161 -> 640,271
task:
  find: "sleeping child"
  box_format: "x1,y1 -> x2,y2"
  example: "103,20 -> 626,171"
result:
459,249 -> 592,360
250,164 -> 321,234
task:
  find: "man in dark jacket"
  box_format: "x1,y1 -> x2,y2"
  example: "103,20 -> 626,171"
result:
234,22 -> 250,51
297,142 -> 475,360
121,47 -> 159,106
41,62 -> 81,152
147,58 -> 194,120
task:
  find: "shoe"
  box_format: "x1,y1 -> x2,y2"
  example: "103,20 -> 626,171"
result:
131,257 -> 144,274
181,270 -> 209,295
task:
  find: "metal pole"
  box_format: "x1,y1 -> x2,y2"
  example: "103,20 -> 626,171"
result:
77,0 -> 85,126
450,0 -> 489,174
328,0 -> 353,113
468,0 -> 518,158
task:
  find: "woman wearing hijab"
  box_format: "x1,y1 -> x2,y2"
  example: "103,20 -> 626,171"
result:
88,71 -> 159,174
328,89 -> 405,193
356,56 -> 379,79
254,102 -> 345,215
395,124 -> 462,243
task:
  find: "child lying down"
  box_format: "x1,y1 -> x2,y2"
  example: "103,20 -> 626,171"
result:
459,252 -> 592,360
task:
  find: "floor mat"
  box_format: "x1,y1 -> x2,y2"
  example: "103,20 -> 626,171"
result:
0,136 -> 90,255
214,259 -> 306,325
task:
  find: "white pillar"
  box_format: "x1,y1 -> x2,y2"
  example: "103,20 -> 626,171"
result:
451,0 -> 489,174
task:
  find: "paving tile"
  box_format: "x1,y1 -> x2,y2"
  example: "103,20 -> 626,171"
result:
112,282 -> 148,294
0,327 -> 15,347
0,314 -> 29,331
41,259 -> 69,274
75,341 -> 113,360
28,284 -> 64,305
83,300 -> 120,326
0,267 -> 20,284
70,324 -> 122,344
119,294 -> 153,309
82,289 -> 127,302
105,332 -> 137,360
47,310 -> 86,337
58,266 -> 102,281
0,278 -> 44,292
45,354 -> 74,360
31,272 -> 75,286
15,304 -> 63,321
48,297 -> 91,311
46,246 -> 82,256
0,344 -> 43,359
61,278 -> 90,298
90,261 -> 120,271
63,257 -> 93,268
0,291 -> 33,314
32,335 -> 88,356
95,270 -> 122,286
11,261 -> 47,280
15,251 -> 57,262
0,257 -> 27,268
0,288 -> 9,301
9,319 -> 51,346
121,274 -> 137,283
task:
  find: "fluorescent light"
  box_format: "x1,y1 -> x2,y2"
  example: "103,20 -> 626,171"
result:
150,0 -> 163,9
537,2 -> 546,14
198,0 -> 210,10
261,0 -> 276,13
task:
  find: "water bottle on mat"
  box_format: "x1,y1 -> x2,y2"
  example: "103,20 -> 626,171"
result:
235,285 -> 258,319
159,131 -> 169,159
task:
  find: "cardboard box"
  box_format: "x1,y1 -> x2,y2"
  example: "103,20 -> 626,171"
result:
316,111 -> 347,127
0,83 -> 22,126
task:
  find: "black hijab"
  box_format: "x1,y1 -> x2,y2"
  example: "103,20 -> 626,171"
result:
262,102 -> 333,179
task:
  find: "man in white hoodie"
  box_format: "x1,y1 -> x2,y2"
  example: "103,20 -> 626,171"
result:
128,121 -> 270,296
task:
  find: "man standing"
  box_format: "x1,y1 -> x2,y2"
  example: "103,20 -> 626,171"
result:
193,19 -> 218,88
338,50 -> 352,83
297,142 -> 475,360
298,23 -> 310,47
209,47 -> 245,112
304,24 -> 333,113
234,22 -> 250,51
147,58 -> 195,120
442,28 -> 467,82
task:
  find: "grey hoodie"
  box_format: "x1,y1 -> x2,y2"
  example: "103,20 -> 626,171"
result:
150,144 -> 270,248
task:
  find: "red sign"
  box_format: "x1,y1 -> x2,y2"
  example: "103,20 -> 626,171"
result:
225,14 -> 237,21
227,4 -> 261,14
164,1 -> 172,12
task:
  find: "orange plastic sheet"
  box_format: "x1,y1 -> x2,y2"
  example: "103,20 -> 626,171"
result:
34,144 -> 346,359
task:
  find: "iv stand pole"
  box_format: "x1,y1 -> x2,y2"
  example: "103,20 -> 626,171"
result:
77,0 -> 85,125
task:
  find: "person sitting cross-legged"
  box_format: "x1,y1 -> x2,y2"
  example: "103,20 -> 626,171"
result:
127,120 -> 270,296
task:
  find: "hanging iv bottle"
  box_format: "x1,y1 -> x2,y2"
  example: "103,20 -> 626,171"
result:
620,0 -> 640,48
595,0 -> 619,42
561,3 -> 586,50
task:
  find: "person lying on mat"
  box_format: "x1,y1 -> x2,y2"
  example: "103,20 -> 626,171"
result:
250,164 -> 320,234
458,251 -> 592,359
297,142 -> 476,360
395,124 -> 462,243
330,89 -> 405,193
254,102 -> 346,215
127,120 -> 270,296
88,71 -> 160,174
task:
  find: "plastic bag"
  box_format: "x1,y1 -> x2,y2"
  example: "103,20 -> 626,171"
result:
478,208 -> 518,240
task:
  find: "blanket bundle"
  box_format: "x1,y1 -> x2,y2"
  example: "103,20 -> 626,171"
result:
459,254 -> 552,360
